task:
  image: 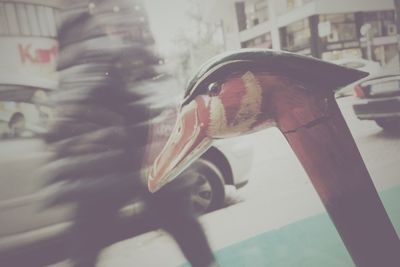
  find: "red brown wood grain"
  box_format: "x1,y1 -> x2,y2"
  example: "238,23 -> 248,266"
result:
268,85 -> 400,266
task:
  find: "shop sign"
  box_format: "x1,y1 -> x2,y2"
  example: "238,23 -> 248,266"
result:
18,43 -> 58,64
0,37 -> 58,90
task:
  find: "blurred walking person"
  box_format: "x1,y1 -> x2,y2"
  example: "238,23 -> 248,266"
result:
42,1 -> 218,266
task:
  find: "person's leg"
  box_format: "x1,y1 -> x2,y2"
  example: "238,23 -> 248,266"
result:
68,199 -> 122,267
146,173 -> 218,267
161,211 -> 217,267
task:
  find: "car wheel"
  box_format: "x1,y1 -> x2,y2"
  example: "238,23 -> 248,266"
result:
375,118 -> 400,132
189,158 -> 225,214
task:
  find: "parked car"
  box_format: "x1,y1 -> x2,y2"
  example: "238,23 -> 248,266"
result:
329,58 -> 381,98
0,96 -> 253,262
352,73 -> 400,131
330,57 -> 381,73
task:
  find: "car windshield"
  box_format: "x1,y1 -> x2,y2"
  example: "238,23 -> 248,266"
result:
341,61 -> 366,69
361,75 -> 400,87
0,89 -> 51,140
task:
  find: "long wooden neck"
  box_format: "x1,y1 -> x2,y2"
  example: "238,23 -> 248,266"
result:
267,84 -> 400,266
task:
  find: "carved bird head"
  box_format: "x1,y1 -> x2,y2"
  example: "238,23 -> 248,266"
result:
148,49 -> 368,193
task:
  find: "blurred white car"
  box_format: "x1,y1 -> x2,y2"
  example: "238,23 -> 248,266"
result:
329,58 -> 381,98
0,111 -> 253,263
331,58 -> 381,73
352,72 -> 400,131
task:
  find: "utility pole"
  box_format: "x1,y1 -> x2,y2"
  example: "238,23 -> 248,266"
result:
394,0 -> 400,69
360,24 -> 372,60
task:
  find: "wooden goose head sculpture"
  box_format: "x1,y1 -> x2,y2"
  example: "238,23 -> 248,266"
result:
148,49 -> 367,192
148,49 -> 400,267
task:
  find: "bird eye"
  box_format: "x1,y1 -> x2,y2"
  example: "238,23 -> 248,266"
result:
207,82 -> 221,96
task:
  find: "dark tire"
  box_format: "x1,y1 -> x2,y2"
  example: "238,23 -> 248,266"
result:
375,118 -> 400,132
189,158 -> 225,214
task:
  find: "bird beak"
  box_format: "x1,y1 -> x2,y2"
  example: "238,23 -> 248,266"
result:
148,96 -> 212,193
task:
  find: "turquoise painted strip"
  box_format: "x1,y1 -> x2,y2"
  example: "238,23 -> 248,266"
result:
180,185 -> 400,267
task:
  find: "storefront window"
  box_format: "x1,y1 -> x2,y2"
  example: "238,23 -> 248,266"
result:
335,23 -> 357,42
363,11 -> 396,37
370,44 -> 399,65
321,48 -> 362,61
242,32 -> 272,48
0,2 -> 57,37
244,0 -> 269,29
319,14 -> 357,43
287,0 -> 314,10
384,44 -> 399,64
280,19 -> 311,52
0,3 -> 7,35
4,3 -> 20,35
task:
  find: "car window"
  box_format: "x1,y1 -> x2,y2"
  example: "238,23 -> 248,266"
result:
0,100 -> 50,140
361,75 -> 400,87
0,120 -> 9,138
341,61 -> 366,69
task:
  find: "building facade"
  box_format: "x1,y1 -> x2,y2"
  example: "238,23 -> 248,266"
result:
205,0 -> 398,66
0,0 -> 152,138
0,0 -> 61,137
0,0 -> 60,91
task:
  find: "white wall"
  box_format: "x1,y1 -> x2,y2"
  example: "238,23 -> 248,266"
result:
316,0 -> 395,14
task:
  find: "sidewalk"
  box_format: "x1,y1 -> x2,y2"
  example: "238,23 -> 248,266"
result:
181,185 -> 400,267
76,183 -> 399,267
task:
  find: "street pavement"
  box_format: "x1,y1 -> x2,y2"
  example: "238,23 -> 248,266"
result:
50,96 -> 400,267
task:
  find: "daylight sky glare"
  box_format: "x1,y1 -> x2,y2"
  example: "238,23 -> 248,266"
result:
145,0 -> 192,54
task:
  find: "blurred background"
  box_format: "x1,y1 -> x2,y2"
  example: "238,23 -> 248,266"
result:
0,0 -> 399,266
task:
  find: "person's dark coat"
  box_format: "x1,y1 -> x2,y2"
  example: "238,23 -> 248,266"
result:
41,1 -> 217,267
